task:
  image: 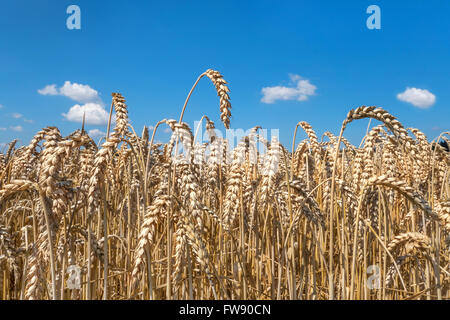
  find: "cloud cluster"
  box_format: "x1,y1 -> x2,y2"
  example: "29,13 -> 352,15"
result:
38,84 -> 58,96
261,74 -> 317,104
38,81 -> 100,103
38,81 -> 109,124
59,81 -> 101,104
62,103 -> 110,125
397,87 -> 436,109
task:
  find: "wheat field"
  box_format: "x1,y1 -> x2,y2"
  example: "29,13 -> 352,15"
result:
0,69 -> 449,300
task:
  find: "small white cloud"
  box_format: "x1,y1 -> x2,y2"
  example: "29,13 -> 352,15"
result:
23,119 -> 34,123
397,87 -> 436,109
0,104 -> 4,109
261,74 -> 317,104
0,127 -> 6,131
62,103 -> 110,125
11,113 -> 23,119
38,81 -> 100,104
164,127 -> 172,133
59,81 -> 100,103
88,129 -> 106,138
38,84 -> 59,96
10,125 -> 23,132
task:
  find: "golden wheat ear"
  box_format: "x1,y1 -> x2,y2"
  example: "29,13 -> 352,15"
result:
179,69 -> 232,130
204,69 -> 232,129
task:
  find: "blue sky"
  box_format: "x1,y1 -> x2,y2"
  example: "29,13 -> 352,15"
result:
0,0 -> 449,150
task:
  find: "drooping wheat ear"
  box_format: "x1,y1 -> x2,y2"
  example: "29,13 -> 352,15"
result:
367,175 -> 439,221
204,69 -> 232,129
387,232 -> 431,256
344,107 -> 420,165
0,179 -> 35,202
179,69 -> 231,130
344,106 -> 407,137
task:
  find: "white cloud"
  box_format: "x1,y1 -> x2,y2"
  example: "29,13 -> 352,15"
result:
10,125 -> 23,132
23,119 -> 34,123
62,103 -> 110,125
261,74 -> 317,104
59,81 -> 100,103
88,129 -> 106,138
38,84 -> 59,96
0,128 -> 6,131
38,81 -> 100,103
39,81 -> 108,124
164,127 -> 172,133
0,104 -> 4,109
397,87 -> 436,109
11,112 -> 23,119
